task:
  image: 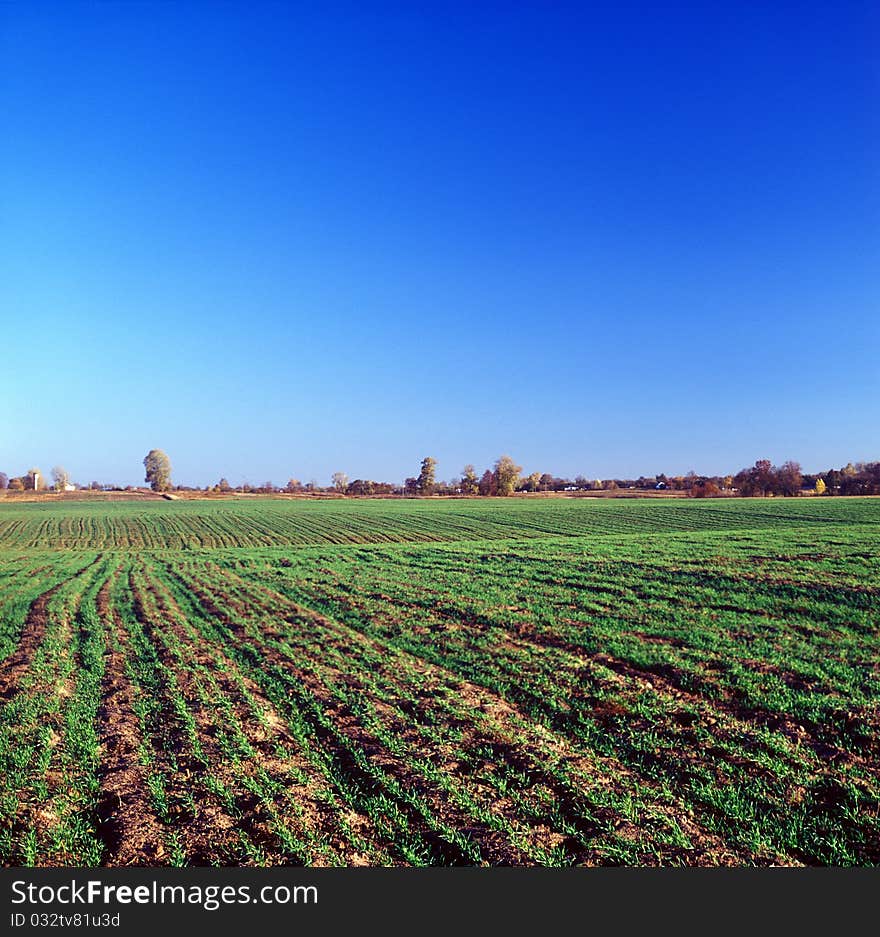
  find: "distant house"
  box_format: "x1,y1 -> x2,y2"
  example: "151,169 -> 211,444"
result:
655,482 -> 667,490
64,484 -> 76,492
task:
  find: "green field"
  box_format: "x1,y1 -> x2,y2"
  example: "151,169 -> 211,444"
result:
1,496 -> 878,866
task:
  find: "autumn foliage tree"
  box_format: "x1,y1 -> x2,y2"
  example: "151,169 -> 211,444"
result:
493,455 -> 522,497
775,461 -> 803,497
25,468 -> 44,491
478,469 -> 496,496
459,465 -> 478,495
734,459 -> 773,497
521,471 -> 542,492
416,457 -> 437,495
689,480 -> 721,498
734,459 -> 803,497
143,449 -> 172,492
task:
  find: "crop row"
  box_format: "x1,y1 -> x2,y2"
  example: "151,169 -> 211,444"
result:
0,496 -> 877,550
1,516 -> 877,865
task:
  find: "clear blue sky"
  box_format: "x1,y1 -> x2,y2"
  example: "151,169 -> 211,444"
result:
2,2 -> 877,487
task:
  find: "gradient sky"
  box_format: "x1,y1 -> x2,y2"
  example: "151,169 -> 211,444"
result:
2,2 -> 877,487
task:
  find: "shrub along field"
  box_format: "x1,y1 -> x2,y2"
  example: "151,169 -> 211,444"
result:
0,496 -> 877,866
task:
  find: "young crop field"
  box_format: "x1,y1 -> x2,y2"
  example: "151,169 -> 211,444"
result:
0,496 -> 878,866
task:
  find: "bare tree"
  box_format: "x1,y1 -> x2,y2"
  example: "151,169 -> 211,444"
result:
51,465 -> 70,491
332,471 -> 349,493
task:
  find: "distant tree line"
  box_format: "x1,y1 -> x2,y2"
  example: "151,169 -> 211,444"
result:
225,457 -> 879,498
0,467 -> 67,492
2,453 -> 879,498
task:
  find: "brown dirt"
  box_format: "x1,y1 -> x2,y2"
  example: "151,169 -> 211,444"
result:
0,583 -> 63,700
94,573 -> 168,865
581,649 -> 879,775
336,579 -> 876,775
169,568 -> 536,865
136,565 -> 384,866
123,568 -> 268,865
2,558 -> 106,864
176,562 -> 749,865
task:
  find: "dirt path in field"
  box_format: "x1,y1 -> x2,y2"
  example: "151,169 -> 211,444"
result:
174,562 -> 750,865
94,572 -> 168,865
135,566 -> 386,866
0,584 -> 64,700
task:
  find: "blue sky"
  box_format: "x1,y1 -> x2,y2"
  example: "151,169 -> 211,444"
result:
2,2 -> 877,487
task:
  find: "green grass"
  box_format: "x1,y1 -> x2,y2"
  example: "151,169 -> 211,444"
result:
0,494 -> 876,549
0,496 -> 878,866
